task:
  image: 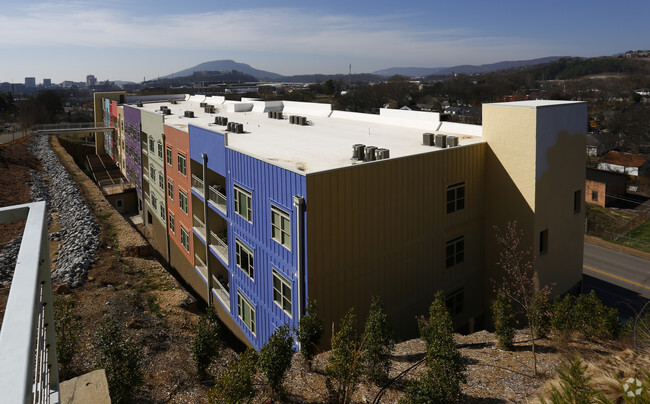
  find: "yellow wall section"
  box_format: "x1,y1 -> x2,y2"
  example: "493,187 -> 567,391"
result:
306,143 -> 486,344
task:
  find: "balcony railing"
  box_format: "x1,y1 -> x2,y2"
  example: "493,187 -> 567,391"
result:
211,274 -> 230,311
0,202 -> 59,404
193,214 -> 206,240
208,185 -> 227,214
191,174 -> 204,195
144,192 -> 151,204
209,230 -> 229,265
194,254 -> 207,280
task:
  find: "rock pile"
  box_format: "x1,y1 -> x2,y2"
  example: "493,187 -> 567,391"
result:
28,135 -> 100,286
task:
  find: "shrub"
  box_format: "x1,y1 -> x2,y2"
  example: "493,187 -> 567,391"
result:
93,316 -> 143,404
550,294 -> 576,338
208,348 -> 258,404
539,356 -> 605,404
492,293 -> 515,350
530,292 -> 552,339
326,308 -> 363,404
574,291 -> 621,340
54,296 -> 80,379
258,324 -> 294,398
361,296 -> 395,384
297,298 -> 323,367
402,291 -> 466,403
192,305 -> 222,379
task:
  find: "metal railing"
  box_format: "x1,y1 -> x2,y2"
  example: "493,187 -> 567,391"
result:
208,185 -> 227,214
209,230 -> 229,265
193,214 -> 206,239
211,274 -> 230,310
194,254 -> 207,280
33,122 -> 96,131
191,174 -> 204,195
0,202 -> 59,404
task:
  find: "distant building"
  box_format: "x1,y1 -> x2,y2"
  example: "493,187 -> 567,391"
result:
86,75 -> 97,87
43,79 -> 52,87
25,77 -> 36,87
95,94 -> 587,350
597,151 -> 650,177
585,168 -> 626,207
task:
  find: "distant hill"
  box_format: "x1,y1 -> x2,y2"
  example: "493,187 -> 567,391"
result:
373,57 -> 568,77
163,60 -> 282,81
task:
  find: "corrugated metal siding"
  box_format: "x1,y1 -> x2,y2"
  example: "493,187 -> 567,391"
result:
306,143 -> 486,345
226,149 -> 307,349
123,106 -> 142,198
189,125 -> 226,176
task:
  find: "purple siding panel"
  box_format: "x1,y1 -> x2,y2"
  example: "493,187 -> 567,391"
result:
124,105 -> 142,198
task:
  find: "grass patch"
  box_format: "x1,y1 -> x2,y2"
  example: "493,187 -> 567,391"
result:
145,295 -> 164,318
586,204 -> 638,231
621,219 -> 650,253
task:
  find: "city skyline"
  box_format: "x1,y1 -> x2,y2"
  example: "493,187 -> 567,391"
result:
1,0 -> 649,83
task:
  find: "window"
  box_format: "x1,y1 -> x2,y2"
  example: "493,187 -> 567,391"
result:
149,137 -> 155,152
445,288 -> 464,316
178,153 -> 186,175
237,292 -> 256,334
168,179 -> 174,199
272,270 -> 292,315
234,185 -> 252,222
169,212 -> 175,233
539,229 -> 548,255
591,190 -> 598,201
179,189 -> 188,213
574,190 -> 581,213
271,206 -> 291,249
180,226 -> 189,251
445,236 -> 464,269
150,164 -> 156,181
157,141 -> 163,158
236,239 -> 254,280
158,173 -> 164,189
151,193 -> 157,210
166,146 -> 173,165
446,182 -> 465,214
159,203 -> 165,220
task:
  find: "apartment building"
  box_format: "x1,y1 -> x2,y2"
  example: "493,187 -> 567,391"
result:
94,94 -> 587,350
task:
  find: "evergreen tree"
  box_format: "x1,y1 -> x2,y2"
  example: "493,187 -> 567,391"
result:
361,296 -> 395,384
326,308 -> 363,404
208,349 -> 258,404
192,305 -> 222,379
258,324 -> 294,398
492,293 -> 516,350
297,298 -> 324,368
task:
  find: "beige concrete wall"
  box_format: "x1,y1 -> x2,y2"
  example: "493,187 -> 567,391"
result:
483,102 -> 586,302
306,143 -> 486,345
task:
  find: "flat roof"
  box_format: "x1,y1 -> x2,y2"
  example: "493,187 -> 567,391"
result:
133,96 -> 484,174
488,100 -> 585,108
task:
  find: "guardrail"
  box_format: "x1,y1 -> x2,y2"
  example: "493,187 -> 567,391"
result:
209,230 -> 229,265
193,214 -> 206,239
0,202 -> 59,404
208,185 -> 227,214
194,254 -> 207,279
191,175 -> 204,195
211,273 -> 230,310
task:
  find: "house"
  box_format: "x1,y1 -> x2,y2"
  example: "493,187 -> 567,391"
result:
597,151 -> 650,177
585,168 -> 627,207
94,95 -> 587,350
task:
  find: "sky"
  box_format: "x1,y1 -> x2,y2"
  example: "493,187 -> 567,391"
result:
1,0 -> 648,84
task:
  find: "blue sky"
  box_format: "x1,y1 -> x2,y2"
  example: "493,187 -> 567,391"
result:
1,0 -> 648,83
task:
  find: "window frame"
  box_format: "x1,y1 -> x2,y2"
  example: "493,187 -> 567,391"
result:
445,288 -> 464,317
446,182 -> 465,214
235,239 -> 255,280
574,190 -> 581,213
179,189 -> 188,213
158,172 -> 164,189
272,269 -> 292,316
234,185 -> 253,222
177,153 -> 186,176
445,235 -> 465,269
166,146 -> 173,165
180,226 -> 190,251
539,229 -> 549,255
169,212 -> 175,233
237,291 -> 256,335
591,190 -> 598,201
157,140 -> 163,158
271,206 -> 291,250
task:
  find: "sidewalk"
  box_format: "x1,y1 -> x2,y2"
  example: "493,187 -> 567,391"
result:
585,234 -> 650,260
0,132 -> 28,145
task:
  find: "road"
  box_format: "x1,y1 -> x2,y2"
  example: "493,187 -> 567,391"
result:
583,242 -> 650,319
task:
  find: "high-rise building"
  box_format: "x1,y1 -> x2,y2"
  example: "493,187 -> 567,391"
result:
25,77 -> 36,87
43,79 -> 52,87
86,75 -> 97,87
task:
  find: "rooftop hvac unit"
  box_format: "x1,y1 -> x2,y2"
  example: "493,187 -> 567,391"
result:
352,144 -> 365,160
434,134 -> 447,148
163,109 -> 171,115
184,110 -> 195,118
423,133 -> 434,146
299,116 -> 307,126
447,136 -> 459,147
236,123 -> 244,133
170,100 -> 178,104
227,122 -> 234,131
289,115 -> 296,124
200,102 -> 207,107
376,148 -> 390,160
268,111 -> 273,118
136,102 -> 143,107
365,146 -> 377,161
277,111 -> 283,120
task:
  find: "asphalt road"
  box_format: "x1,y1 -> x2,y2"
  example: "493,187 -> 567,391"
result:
583,242 -> 650,319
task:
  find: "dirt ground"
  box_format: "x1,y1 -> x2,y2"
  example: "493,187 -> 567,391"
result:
1,136 -> 648,403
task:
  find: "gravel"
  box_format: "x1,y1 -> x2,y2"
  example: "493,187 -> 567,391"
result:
25,135 -> 101,286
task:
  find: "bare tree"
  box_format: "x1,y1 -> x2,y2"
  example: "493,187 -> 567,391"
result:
493,221 -> 552,376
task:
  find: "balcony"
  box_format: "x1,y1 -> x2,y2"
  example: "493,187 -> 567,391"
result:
142,169 -> 149,182
211,274 -> 230,311
193,214 -> 206,240
209,230 -> 229,265
0,202 -> 59,403
191,174 -> 204,196
194,253 -> 208,279
208,185 -> 227,214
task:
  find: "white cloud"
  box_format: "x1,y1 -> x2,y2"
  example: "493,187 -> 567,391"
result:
0,2 -> 552,73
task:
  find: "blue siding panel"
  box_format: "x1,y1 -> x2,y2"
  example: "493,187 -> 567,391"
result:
188,125 -> 226,176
